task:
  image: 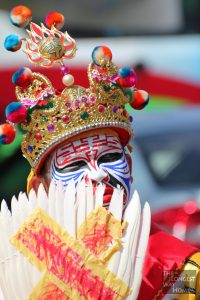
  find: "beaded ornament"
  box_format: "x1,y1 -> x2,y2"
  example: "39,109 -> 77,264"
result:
1,6 -> 149,173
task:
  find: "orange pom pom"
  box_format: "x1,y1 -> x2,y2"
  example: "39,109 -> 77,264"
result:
45,12 -> 65,30
0,123 -> 16,144
10,6 -> 32,28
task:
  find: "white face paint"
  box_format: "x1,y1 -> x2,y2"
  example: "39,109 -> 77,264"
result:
50,134 -> 131,206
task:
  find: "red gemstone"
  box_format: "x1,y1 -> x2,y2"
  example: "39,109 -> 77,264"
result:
98,105 -> 105,113
62,116 -> 70,123
35,132 -> 42,140
123,110 -> 128,117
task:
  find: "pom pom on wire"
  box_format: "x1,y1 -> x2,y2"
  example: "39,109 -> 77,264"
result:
0,123 -> 16,145
45,12 -> 65,30
12,67 -> 33,88
4,34 -> 22,52
130,90 -> 149,110
92,46 -> 112,67
118,67 -> 136,88
10,5 -> 32,28
6,102 -> 27,124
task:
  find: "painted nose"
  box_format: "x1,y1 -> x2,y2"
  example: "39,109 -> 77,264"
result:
86,167 -> 109,183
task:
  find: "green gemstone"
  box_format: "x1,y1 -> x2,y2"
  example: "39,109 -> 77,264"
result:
80,112 -> 89,120
48,102 -> 54,108
110,84 -> 116,90
103,85 -> 110,91
41,116 -> 47,122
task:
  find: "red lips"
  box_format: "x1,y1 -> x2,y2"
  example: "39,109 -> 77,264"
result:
103,185 -> 114,206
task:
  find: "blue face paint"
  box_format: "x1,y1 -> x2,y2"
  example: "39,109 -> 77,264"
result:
50,134 -> 132,204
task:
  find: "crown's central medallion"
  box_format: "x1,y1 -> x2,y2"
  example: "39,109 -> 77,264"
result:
24,23 -> 77,67
38,36 -> 66,61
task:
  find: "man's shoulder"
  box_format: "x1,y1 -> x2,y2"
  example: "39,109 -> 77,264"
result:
137,222 -> 199,300
148,222 -> 198,263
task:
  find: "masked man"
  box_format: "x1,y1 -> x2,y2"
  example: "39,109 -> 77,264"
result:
0,8 -> 200,299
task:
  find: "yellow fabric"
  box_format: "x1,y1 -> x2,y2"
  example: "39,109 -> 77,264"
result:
27,168 -> 35,194
174,252 -> 200,300
11,207 -> 131,299
77,205 -> 127,263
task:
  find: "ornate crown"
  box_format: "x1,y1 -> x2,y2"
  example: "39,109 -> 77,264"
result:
1,6 -> 149,173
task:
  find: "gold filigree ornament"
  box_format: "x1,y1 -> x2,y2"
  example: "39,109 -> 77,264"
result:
17,60 -> 133,172
24,22 -> 77,67
3,8 -> 149,174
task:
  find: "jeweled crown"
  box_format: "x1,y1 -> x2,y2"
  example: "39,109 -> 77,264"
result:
1,6 -> 149,173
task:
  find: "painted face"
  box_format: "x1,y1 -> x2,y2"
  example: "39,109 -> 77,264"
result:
50,134 -> 131,206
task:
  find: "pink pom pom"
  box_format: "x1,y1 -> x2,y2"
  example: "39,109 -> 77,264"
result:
130,90 -> 149,110
0,124 -> 16,144
118,76 -> 136,88
118,67 -> 136,88
45,12 -> 65,30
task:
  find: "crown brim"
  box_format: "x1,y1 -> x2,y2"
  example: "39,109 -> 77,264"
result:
30,122 -> 133,175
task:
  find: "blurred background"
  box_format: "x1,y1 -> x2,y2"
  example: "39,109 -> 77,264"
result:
0,0 -> 200,246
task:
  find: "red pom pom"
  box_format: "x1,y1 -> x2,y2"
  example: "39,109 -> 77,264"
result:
12,67 -> 33,88
130,90 -> 149,110
0,123 -> 16,144
45,12 -> 65,30
6,102 -> 27,124
118,67 -> 136,88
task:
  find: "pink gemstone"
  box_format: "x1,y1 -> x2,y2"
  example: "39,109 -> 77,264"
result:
81,96 -> 87,102
61,66 -> 70,75
74,99 -> 80,107
52,117 -> 57,122
85,102 -> 90,107
98,105 -> 105,113
62,116 -> 70,123
65,102 -> 71,108
90,95 -> 96,102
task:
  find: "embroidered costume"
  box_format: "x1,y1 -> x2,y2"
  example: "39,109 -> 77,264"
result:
0,6 -> 199,300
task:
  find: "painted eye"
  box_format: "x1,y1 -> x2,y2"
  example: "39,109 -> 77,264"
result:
98,152 -> 123,164
55,160 -> 87,173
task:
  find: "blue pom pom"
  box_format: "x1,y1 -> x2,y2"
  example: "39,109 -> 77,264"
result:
119,67 -> 134,78
4,34 -> 21,52
12,67 -> 32,87
6,102 -> 22,115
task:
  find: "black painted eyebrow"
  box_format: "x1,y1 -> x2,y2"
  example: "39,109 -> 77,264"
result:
98,152 -> 123,164
55,160 -> 87,171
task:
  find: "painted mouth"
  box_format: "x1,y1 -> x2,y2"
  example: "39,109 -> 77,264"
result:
103,185 -> 114,206
103,184 -> 127,208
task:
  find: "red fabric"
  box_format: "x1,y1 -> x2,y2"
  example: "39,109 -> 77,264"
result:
137,223 -> 198,300
136,69 -> 200,104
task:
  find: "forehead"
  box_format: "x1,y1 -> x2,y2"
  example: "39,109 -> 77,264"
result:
54,134 -> 123,163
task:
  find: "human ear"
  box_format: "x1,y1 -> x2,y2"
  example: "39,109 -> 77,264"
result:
28,174 -> 49,194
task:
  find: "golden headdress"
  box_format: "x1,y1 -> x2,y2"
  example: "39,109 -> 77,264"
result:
2,6 -> 149,174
